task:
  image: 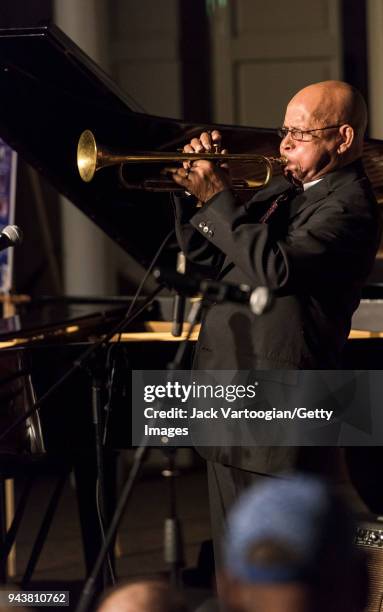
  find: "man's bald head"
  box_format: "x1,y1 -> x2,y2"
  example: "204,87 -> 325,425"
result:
281,81 -> 368,182
97,580 -> 187,612
288,80 -> 367,153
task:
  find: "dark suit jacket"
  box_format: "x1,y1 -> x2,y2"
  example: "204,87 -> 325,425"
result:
173,160 -> 381,472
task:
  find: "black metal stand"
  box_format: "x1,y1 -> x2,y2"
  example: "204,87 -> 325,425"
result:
162,449 -> 184,588
21,472 -> 67,587
74,298 -> 205,612
89,361 -> 114,588
171,293 -> 186,337
91,370 -> 105,522
172,251 -> 186,338
171,252 -> 187,337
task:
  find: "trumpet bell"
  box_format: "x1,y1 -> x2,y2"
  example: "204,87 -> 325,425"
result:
77,130 -> 98,182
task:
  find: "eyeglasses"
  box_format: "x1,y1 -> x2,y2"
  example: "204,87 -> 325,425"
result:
277,125 -> 343,142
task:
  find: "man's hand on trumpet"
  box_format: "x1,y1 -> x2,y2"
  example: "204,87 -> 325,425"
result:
168,130 -> 232,203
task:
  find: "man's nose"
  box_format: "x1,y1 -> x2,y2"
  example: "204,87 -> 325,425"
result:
281,132 -> 294,149
280,132 -> 295,150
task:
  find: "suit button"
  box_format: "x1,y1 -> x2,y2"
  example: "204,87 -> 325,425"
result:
199,221 -> 206,229
202,226 -> 210,233
207,229 -> 213,237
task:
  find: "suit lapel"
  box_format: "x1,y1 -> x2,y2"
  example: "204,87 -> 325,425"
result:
288,159 -> 365,222
288,180 -> 329,221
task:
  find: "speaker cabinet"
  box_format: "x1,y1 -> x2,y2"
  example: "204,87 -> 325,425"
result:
356,517 -> 383,612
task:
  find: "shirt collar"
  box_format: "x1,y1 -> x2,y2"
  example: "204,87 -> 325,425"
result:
303,177 -> 323,191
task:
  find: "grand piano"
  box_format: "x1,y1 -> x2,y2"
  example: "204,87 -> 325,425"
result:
0,23 -> 382,585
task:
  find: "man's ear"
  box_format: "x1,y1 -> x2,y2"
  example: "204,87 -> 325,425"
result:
337,124 -> 354,154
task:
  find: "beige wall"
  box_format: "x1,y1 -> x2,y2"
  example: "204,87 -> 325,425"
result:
107,0 -> 182,117
367,0 -> 383,138
54,0 -> 116,296
54,0 -> 178,295
106,1 -> 343,129
209,0 -> 342,127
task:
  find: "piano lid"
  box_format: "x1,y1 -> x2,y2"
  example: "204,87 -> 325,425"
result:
0,25 -> 381,266
0,301 -> 129,344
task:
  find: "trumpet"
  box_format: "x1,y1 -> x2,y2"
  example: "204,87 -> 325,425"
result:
77,129 -> 287,191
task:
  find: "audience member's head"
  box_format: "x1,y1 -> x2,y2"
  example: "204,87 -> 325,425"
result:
96,579 -> 188,612
221,474 -> 368,612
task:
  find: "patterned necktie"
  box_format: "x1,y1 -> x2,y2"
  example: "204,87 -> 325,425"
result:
259,187 -> 301,224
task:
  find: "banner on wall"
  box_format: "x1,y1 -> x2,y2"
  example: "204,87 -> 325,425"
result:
0,139 -> 17,293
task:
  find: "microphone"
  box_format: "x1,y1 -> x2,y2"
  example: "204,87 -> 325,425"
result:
153,268 -> 273,315
0,225 -> 23,252
171,252 -> 186,337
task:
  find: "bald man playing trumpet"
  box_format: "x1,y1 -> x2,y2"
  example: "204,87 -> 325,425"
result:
171,81 -> 381,565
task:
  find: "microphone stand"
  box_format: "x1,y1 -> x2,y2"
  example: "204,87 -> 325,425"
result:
162,448 -> 184,588
74,298 -> 205,612
90,355 -> 110,587
171,252 -> 186,337
72,269 -> 272,608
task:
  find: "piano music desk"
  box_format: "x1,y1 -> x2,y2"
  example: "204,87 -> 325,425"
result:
0,322 -> 378,348
114,322 -> 382,343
